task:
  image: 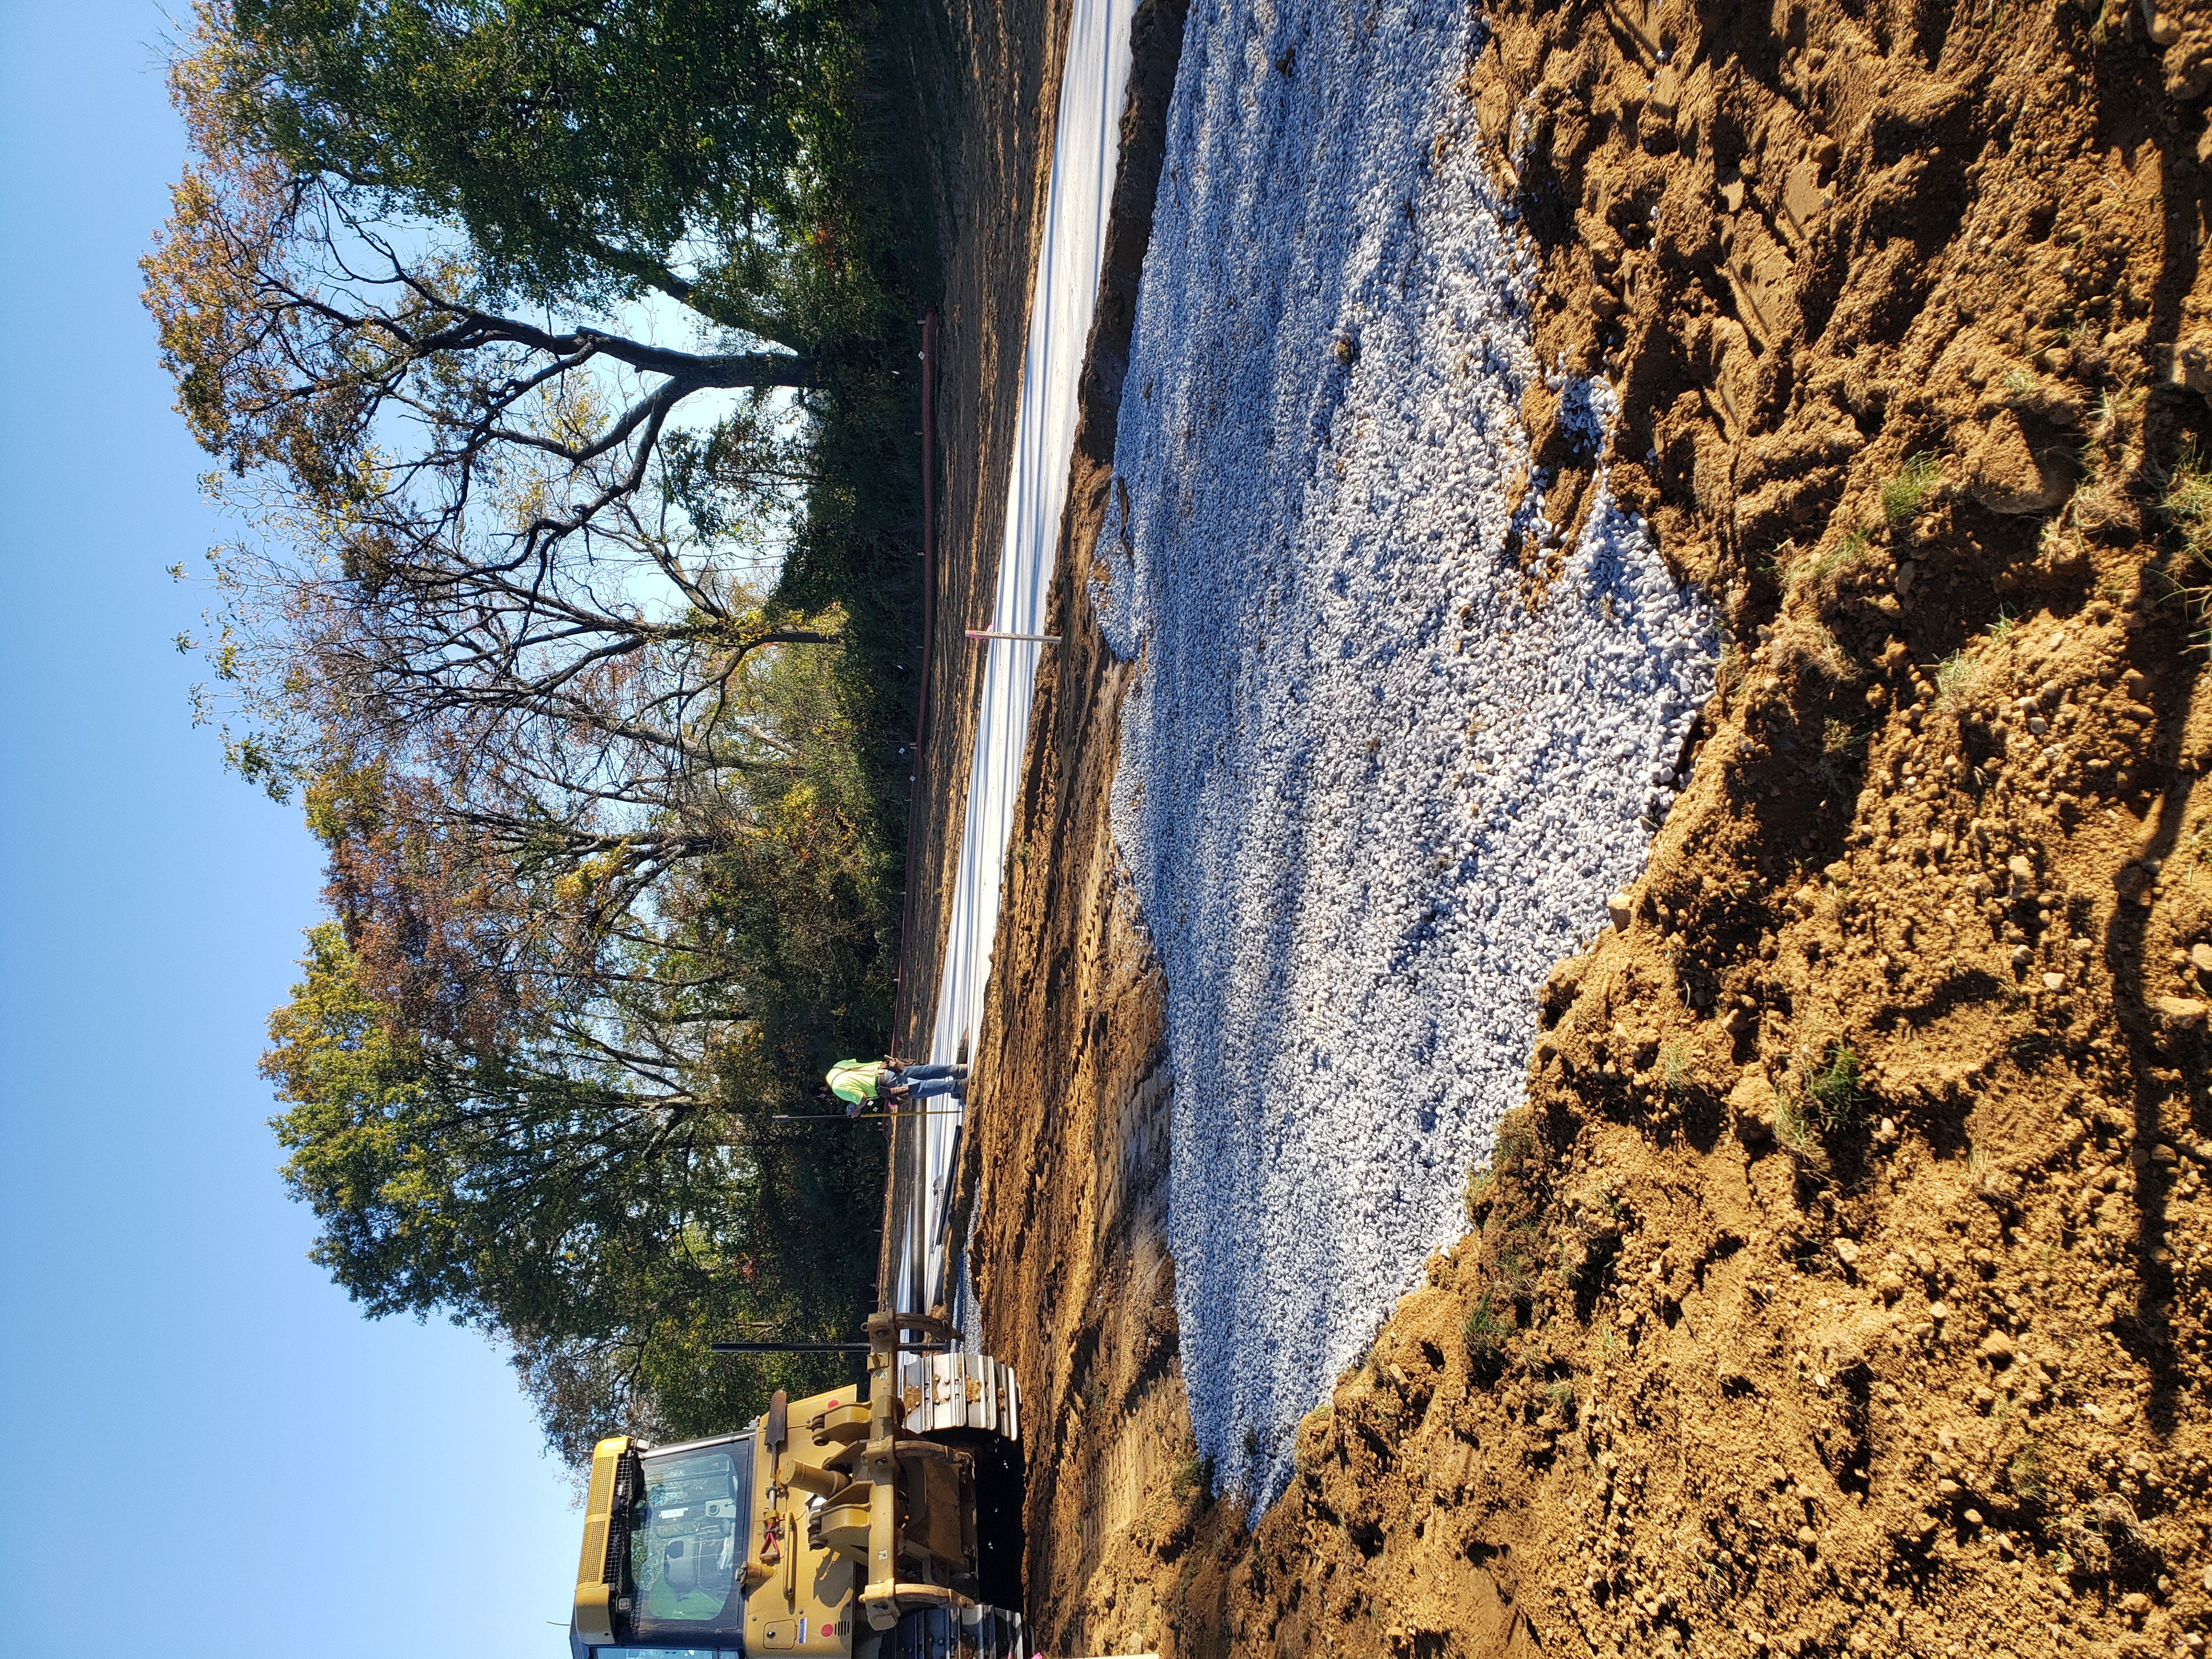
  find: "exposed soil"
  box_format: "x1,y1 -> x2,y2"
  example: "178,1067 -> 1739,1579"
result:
938,0 -> 2212,1656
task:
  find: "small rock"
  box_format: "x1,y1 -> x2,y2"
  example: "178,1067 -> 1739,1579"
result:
2011,945 -> 2034,968
2155,996 -> 2209,1028
1796,1526 -> 1818,1550
2120,1591 -> 2153,1617
1877,1271 -> 1906,1301
1834,1237 -> 1861,1268
1979,1330 -> 2016,1364
1929,1301 -> 1950,1323
1965,1508 -> 1985,1527
2043,971 -> 2066,991
2194,941 -> 2212,972
1607,890 -> 1634,930
1937,1477 -> 1962,1497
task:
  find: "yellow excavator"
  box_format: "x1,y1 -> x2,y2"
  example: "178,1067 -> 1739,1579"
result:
569,1312 -> 1025,1659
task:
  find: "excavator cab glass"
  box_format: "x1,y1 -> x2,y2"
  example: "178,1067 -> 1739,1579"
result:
630,1444 -> 749,1634
577,1432 -> 755,1656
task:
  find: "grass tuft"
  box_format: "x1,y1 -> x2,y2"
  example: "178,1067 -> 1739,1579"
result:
1933,649 -> 1982,707
1812,528 -> 1871,588
1463,1293 -> 1510,1374
1882,453 -> 1944,527
1774,1089 -> 1822,1160
1804,1042 -> 1865,1134
2160,441 -> 2212,562
1544,1378 -> 1578,1421
1464,1164 -> 1494,1222
1495,1248 -> 1537,1302
1171,1451 -> 1214,1502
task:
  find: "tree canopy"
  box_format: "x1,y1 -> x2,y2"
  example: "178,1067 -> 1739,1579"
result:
222,0 -> 831,324
150,0 -> 929,1457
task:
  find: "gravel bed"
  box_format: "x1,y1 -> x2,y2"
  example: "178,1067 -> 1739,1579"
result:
1095,0 -> 1717,1504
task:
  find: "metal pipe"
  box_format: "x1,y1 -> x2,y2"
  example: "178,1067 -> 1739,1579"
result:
709,1340 -> 956,1354
773,1108 -> 968,1121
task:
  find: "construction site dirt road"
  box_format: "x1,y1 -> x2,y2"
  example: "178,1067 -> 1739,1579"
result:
896,2 -> 2212,1656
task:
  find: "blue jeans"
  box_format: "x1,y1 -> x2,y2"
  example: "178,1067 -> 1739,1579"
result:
885,1064 -> 963,1103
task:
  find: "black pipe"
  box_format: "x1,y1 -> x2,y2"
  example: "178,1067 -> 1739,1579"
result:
709,1340 -> 955,1354
772,1108 -> 967,1122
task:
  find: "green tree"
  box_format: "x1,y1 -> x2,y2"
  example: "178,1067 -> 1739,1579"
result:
150,1 -> 922,1455
221,0 -> 832,330
267,919 -> 882,1463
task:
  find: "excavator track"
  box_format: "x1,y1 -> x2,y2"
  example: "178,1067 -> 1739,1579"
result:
876,1603 -> 1027,1659
897,1351 -> 1020,1440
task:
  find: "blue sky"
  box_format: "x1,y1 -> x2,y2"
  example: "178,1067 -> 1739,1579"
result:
0,5 -> 579,1654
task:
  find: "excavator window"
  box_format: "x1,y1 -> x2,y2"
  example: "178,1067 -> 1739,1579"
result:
623,1442 -> 752,1643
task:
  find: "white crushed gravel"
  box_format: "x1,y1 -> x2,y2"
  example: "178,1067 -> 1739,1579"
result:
1094,0 -> 1718,1504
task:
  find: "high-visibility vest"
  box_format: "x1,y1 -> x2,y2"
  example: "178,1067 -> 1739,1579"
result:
826,1059 -> 884,1104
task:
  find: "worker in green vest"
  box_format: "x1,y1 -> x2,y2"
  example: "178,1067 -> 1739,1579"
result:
822,1057 -> 967,1116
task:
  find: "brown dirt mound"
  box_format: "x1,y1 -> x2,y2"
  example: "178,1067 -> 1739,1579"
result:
943,0 -> 2212,1654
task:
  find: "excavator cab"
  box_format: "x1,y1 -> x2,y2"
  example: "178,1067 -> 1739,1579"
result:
572,1432 -> 754,1654
572,1315 -> 1024,1659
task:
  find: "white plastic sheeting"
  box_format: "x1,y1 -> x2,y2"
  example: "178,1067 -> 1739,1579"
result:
893,0 -> 1139,1319
1093,0 -> 1717,1504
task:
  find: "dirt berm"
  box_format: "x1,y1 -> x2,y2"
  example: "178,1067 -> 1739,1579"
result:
933,0 -> 2212,1655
